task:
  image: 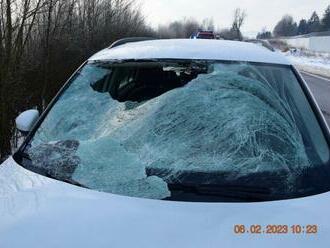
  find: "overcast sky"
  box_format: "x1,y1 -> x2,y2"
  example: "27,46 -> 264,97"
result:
138,0 -> 330,36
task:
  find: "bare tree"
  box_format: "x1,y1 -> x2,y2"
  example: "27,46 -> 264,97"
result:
1,0 -> 38,158
231,8 -> 246,40
0,0 -> 151,160
157,18 -> 203,38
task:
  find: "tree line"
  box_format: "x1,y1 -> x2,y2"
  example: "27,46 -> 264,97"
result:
0,0 -> 152,161
257,5 -> 330,39
157,9 -> 246,41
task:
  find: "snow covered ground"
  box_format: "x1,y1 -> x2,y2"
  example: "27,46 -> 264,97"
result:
283,49 -> 330,78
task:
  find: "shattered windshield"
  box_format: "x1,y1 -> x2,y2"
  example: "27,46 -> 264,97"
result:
19,60 -> 330,202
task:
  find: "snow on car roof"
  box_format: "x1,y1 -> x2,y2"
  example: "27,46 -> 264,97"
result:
89,39 -> 291,65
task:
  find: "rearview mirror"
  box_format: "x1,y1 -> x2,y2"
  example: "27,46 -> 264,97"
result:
16,109 -> 40,133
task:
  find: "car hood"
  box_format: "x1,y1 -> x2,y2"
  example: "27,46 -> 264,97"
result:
0,157 -> 329,248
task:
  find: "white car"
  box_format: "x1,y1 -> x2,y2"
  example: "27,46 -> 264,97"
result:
1,39 -> 330,248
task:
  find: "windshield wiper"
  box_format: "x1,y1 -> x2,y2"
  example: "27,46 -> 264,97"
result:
167,183 -> 273,202
14,150 -> 88,189
38,170 -> 88,189
59,177 -> 89,188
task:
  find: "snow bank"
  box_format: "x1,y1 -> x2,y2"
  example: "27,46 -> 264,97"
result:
283,50 -> 330,78
29,64 -> 310,199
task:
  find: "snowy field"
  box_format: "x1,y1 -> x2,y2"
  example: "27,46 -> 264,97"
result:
283,49 -> 330,78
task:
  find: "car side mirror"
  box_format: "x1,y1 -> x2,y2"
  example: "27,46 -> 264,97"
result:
15,109 -> 40,133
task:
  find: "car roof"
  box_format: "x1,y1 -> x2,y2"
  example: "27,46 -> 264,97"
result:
88,39 -> 291,65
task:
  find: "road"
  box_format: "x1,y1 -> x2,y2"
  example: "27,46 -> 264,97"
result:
301,71 -> 330,125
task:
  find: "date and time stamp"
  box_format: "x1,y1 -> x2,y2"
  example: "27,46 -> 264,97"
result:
233,224 -> 318,235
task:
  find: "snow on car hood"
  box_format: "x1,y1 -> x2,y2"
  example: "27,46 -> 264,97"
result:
0,157 -> 330,248
28,64 -> 309,199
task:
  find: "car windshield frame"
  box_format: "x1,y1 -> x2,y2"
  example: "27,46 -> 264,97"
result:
13,58 -> 330,202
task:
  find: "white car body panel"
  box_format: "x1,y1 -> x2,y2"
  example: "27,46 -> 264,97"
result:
1,40 -> 328,247
89,39 -> 291,65
0,157 -> 329,248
